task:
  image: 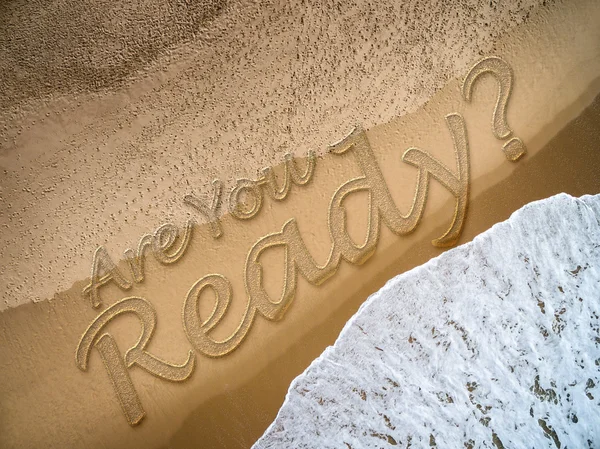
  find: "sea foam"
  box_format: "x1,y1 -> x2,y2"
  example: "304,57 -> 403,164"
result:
255,193 -> 600,448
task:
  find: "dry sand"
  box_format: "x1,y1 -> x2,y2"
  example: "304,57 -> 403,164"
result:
1,0 -> 550,310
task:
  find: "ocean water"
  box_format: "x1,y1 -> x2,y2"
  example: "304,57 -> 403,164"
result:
255,193 -> 600,448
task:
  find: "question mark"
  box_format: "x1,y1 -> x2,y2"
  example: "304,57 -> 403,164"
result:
462,56 -> 526,162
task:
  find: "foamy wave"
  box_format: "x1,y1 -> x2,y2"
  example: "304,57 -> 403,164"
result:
255,193 -> 600,448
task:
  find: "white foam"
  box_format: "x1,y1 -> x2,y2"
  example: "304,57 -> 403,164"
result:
255,193 -> 600,448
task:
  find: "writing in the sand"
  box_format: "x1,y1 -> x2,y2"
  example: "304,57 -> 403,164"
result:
75,56 -> 525,426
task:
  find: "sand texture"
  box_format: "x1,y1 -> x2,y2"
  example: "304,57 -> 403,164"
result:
1,0 -> 557,310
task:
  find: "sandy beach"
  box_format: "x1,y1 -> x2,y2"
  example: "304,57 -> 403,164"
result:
1,0 -> 600,447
